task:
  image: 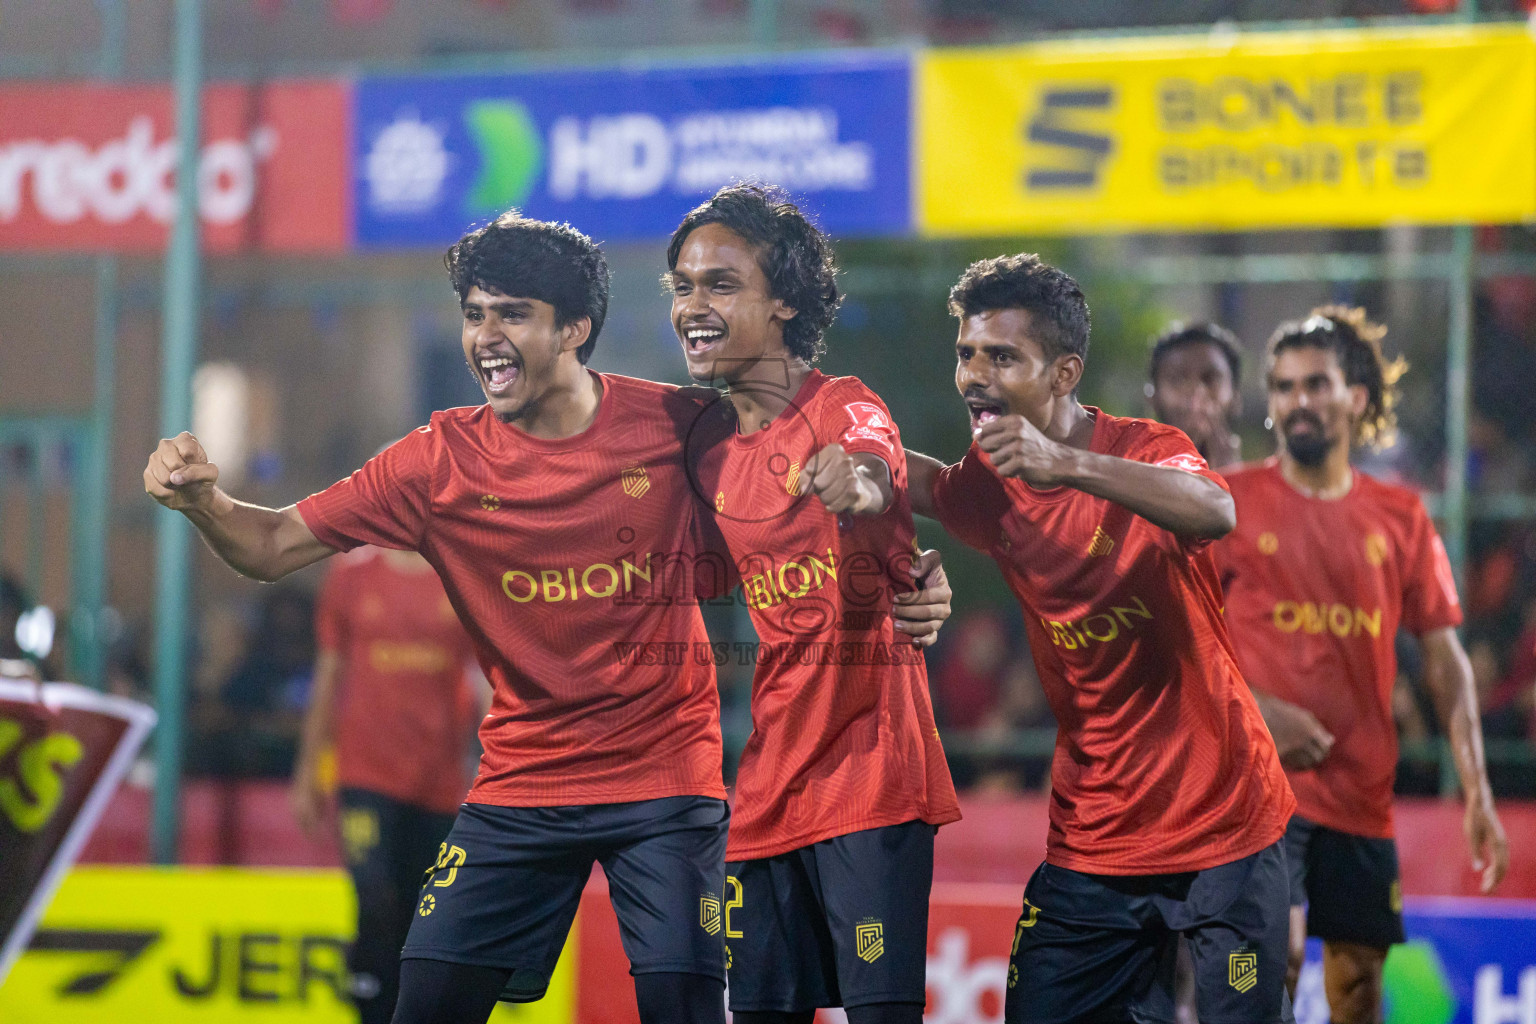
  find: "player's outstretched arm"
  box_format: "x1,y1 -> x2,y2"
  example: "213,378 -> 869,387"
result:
144,431 -> 337,582
799,443 -> 892,516
974,415 -> 1235,540
1420,625 -> 1508,893
902,450 -> 944,521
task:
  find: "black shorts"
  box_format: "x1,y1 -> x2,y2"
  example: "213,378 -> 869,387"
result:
1006,840 -> 1295,1024
1283,814 -> 1405,948
724,820 -> 935,1012
400,795 -> 728,1001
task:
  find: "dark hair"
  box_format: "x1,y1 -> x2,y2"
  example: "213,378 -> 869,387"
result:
1149,321 -> 1243,385
444,211 -> 610,364
948,253 -> 1091,364
1268,304 -> 1407,450
0,575 -> 27,620
665,183 -> 840,364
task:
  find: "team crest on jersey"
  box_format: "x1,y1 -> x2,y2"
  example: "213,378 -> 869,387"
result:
855,920 -> 885,963
784,460 -> 802,495
1154,452 -> 1209,474
480,494 -> 501,511
700,895 -> 722,935
1228,949 -> 1258,993
1365,533 -> 1389,567
844,402 -> 896,453
1088,526 -> 1115,557
620,465 -> 650,499
715,491 -> 725,513
1257,532 -> 1279,555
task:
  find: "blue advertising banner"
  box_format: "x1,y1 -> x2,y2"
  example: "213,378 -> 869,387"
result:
1296,899 -> 1536,1024
353,53 -> 911,247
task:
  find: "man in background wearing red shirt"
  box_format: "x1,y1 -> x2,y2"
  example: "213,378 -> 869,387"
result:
290,545 -> 479,1024
667,185 -> 959,1024
1215,307 -> 1509,1023
906,254 -> 1296,1024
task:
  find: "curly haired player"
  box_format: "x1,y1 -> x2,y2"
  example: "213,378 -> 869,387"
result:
1215,306 -> 1507,1022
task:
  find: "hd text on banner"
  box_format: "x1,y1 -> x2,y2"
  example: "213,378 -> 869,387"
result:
353,53 -> 912,246
918,24 -> 1536,235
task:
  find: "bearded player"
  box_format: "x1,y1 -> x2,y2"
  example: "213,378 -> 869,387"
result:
905,254 -> 1296,1024
1214,307 -> 1508,1020
667,184 -> 960,1024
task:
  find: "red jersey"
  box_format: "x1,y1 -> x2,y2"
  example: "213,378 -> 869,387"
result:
1216,460 -> 1462,839
298,373 -> 731,808
689,371 -> 959,860
933,410 -> 1293,875
316,548 -> 476,814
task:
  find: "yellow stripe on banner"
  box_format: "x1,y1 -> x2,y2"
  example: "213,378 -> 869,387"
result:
4,867 -> 576,1023
918,23 -> 1536,234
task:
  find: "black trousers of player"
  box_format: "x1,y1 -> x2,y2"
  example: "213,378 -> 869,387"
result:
338,789 -> 457,1024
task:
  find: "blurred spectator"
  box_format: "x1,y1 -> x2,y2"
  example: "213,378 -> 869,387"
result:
0,573 -> 59,682
193,586 -> 316,778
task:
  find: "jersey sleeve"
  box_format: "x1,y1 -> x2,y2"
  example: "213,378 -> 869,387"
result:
1401,498 -> 1464,634
1125,421 -> 1230,552
819,379 -> 902,466
313,563 -> 350,654
932,444 -> 1009,553
297,425 -> 436,552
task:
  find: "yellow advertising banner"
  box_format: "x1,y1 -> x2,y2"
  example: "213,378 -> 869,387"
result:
918,24 -> 1536,234
0,867 -> 573,1023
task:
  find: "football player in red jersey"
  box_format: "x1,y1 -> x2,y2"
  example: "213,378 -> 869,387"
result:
1146,321 -> 1245,471
144,211 -> 951,1024
666,184 -> 959,1024
905,254 -> 1297,1024
1214,307 -> 1508,1023
290,545 -> 479,1024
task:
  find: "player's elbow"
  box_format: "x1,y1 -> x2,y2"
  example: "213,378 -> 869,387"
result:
1193,487 -> 1236,540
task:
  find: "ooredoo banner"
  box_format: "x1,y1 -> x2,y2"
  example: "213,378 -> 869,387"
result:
353,53 -> 912,246
0,80 -> 351,253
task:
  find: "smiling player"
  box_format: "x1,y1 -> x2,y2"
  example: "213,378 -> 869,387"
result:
667,185 -> 959,1024
905,253 -> 1296,1024
1215,308 -> 1508,1017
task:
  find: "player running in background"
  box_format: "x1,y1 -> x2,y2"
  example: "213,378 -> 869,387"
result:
905,254 -> 1296,1024
666,184 -> 960,1024
290,544 -> 480,1024
1214,307 -> 1508,1020
1146,321 -> 1245,470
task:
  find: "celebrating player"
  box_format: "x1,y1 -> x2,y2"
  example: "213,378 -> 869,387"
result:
290,544 -> 480,1024
1146,320 -> 1245,470
1214,307 -> 1508,1019
906,254 -> 1296,1024
666,184 -> 960,1024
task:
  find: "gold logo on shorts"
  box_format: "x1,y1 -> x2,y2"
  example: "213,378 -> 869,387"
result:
621,465 -> 651,499
855,921 -> 884,963
700,895 -> 722,935
715,491 -> 725,513
1229,950 -> 1258,993
1008,963 -> 1019,989
418,894 -> 436,917
724,945 -> 733,970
